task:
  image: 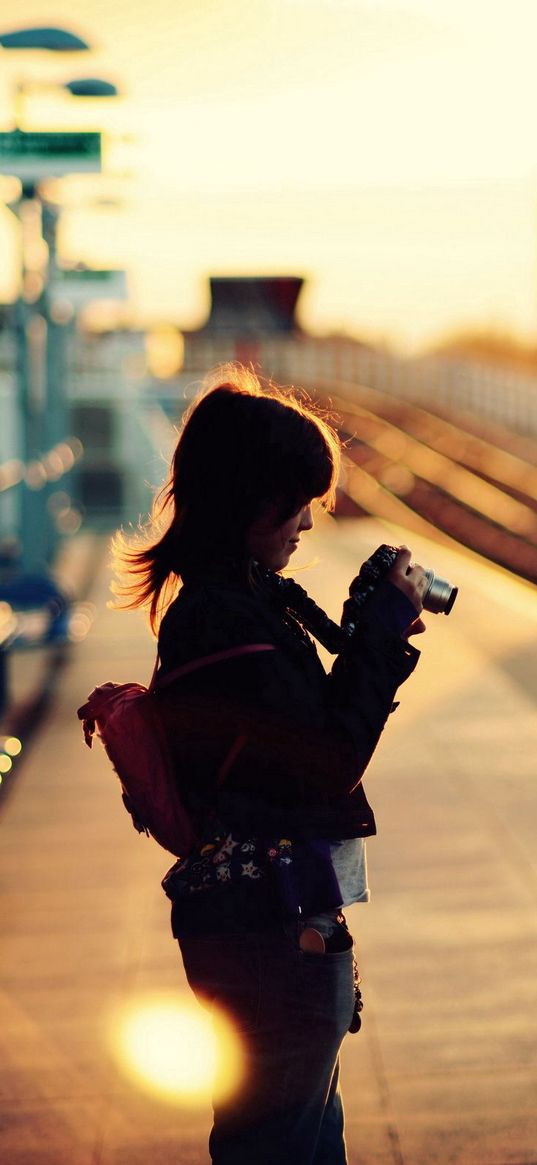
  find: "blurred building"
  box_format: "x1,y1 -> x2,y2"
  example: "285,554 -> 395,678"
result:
179,275 -> 304,378
7,267 -> 537,553
66,325 -> 175,527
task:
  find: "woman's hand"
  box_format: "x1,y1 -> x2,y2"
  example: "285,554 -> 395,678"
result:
388,546 -> 428,638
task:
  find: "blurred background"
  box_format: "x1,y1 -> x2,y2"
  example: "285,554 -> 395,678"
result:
4,1 -> 537,568
4,2 -> 537,622
2,4 -> 537,1164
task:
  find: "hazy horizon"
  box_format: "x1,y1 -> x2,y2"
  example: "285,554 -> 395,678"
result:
1,0 -> 537,354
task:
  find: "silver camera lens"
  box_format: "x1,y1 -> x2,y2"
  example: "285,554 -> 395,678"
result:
423,569 -> 458,615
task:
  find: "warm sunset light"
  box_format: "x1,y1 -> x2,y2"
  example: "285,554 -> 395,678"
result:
110,994 -> 244,1106
3,8 -> 537,1164
1,0 -> 537,350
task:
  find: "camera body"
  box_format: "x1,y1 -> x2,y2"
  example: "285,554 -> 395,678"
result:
342,543 -> 458,636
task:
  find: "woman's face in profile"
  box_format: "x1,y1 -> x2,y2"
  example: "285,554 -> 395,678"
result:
247,502 -> 314,571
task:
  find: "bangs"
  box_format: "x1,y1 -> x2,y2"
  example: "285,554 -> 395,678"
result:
270,404 -> 339,520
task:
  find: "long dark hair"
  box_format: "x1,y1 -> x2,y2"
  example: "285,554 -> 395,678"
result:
111,364 -> 341,631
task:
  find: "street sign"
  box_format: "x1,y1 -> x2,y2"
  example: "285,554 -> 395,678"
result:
52,267 -> 128,307
0,130 -> 101,180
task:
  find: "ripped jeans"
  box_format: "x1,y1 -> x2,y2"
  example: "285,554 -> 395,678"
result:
177,910 -> 357,1165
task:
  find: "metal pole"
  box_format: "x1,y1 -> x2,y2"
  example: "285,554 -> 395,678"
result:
13,190 -> 49,572
41,200 -> 67,561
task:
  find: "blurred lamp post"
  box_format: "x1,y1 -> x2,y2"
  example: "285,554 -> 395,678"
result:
0,26 -> 118,570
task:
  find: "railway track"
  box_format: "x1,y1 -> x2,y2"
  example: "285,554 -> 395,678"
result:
312,378 -> 537,586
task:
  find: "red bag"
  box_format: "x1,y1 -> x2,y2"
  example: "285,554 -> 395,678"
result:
77,644 -> 275,857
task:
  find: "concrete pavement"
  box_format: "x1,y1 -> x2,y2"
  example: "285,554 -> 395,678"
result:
1,516 -> 537,1165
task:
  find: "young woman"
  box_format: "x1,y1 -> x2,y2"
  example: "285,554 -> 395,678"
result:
112,365 -> 427,1165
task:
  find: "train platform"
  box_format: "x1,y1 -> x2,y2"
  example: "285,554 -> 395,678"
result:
1,516 -> 536,1165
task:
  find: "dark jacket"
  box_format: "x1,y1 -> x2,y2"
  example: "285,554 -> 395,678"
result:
157,564 -> 419,844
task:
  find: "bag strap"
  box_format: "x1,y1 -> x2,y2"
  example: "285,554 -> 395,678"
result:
150,643 -> 276,692
216,731 -> 248,787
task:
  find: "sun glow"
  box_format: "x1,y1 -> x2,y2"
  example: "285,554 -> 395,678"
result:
110,993 -> 244,1106
1,1 -> 537,348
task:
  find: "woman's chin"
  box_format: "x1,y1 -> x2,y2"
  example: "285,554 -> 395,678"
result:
262,552 -> 291,572
277,554 -> 293,571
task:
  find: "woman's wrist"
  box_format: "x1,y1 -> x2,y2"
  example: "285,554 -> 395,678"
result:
361,579 -> 419,637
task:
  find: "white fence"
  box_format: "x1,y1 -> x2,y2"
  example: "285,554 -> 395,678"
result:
182,335 -> 537,440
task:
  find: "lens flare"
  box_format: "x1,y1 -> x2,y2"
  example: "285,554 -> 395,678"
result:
109,993 -> 243,1106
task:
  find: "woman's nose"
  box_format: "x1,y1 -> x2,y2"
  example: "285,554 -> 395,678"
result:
300,504 -> 314,531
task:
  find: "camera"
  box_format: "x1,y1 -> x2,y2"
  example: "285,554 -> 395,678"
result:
342,543 -> 458,634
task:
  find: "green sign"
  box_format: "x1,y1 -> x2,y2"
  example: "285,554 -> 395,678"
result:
0,130 -> 101,180
53,267 -> 128,306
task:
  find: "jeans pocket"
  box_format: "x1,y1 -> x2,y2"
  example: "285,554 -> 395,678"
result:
297,943 -> 356,1036
298,914 -> 354,958
179,934 -> 261,1034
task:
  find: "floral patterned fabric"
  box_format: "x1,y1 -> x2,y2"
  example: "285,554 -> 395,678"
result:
162,821 -> 293,900
162,818 -> 346,918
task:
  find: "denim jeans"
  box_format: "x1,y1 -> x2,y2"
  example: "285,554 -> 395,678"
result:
177,911 -> 356,1165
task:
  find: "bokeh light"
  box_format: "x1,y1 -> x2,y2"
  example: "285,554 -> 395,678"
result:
3,737 -> 22,757
109,993 -> 244,1106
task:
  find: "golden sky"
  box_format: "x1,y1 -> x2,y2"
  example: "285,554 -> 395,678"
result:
1,0 -> 537,352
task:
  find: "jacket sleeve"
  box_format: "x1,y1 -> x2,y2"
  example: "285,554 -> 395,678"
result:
321,621 -> 418,794
157,584 -> 420,806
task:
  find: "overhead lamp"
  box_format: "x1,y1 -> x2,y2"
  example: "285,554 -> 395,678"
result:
63,78 -> 118,98
0,27 -> 90,52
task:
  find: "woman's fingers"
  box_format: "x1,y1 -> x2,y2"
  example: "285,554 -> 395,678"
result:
392,545 -> 412,574
388,545 -> 428,613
